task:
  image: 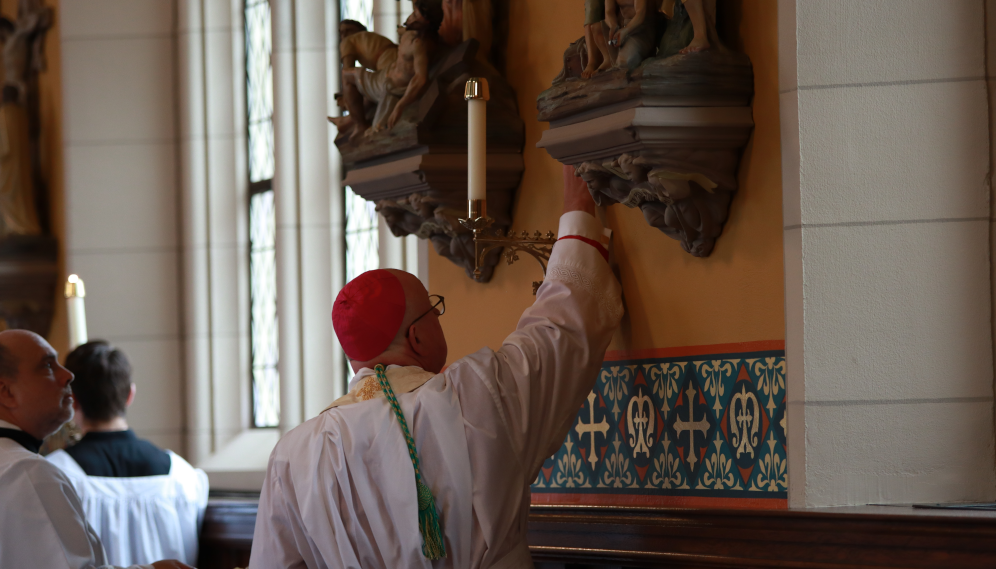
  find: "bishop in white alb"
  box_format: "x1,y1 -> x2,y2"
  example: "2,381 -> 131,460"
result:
249,210 -> 623,568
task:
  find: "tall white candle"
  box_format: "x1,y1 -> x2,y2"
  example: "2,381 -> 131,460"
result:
65,274 -> 88,350
465,78 -> 490,203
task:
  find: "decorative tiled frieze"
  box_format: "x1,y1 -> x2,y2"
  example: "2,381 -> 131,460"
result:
532,341 -> 787,508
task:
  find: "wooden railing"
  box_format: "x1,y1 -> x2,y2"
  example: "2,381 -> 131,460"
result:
198,498 -> 996,569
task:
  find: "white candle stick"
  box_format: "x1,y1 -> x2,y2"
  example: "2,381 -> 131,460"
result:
65,274 -> 88,350
465,78 -> 490,206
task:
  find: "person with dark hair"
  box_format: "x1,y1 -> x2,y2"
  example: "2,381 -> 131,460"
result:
0,329 -> 192,569
55,341 -> 168,476
46,341 -> 208,568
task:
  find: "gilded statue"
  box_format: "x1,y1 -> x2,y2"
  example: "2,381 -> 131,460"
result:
0,0 -> 50,238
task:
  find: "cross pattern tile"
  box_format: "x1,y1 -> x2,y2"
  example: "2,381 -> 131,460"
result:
532,346 -> 787,504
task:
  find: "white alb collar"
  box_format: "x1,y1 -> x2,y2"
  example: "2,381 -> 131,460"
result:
347,364 -> 404,392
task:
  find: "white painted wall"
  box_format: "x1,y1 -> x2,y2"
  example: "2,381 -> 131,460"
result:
780,0 -> 996,507
61,0 -> 186,455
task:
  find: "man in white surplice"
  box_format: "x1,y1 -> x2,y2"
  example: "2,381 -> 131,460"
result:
0,330 -> 191,569
249,168 -> 624,569
46,341 -> 209,567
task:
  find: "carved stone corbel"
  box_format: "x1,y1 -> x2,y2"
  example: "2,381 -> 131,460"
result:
336,38 -> 524,281
537,52 -> 754,257
576,150 -> 738,257
373,188 -> 511,281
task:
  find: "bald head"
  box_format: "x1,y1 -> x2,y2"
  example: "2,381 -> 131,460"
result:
348,270 -> 448,374
0,330 -> 46,377
0,329 -> 75,439
383,269 -> 432,346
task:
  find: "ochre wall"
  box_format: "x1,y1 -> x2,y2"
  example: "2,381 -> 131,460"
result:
429,0 -> 784,363
0,0 -> 68,357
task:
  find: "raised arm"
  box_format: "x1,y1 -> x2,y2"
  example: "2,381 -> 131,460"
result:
339,35 -> 359,68
605,0 -> 620,40
387,37 -> 430,129
617,0 -> 648,45
460,166 -> 623,479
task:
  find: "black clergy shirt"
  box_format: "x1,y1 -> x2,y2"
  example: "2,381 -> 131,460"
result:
65,429 -> 171,477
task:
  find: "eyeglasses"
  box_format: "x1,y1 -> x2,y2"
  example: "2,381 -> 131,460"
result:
405,295 -> 445,338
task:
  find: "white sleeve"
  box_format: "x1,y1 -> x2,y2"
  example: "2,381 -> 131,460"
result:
248,457 -> 309,569
6,458 -> 111,569
479,211 -> 623,478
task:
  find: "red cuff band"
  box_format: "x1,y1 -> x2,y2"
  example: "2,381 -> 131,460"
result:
558,235 -> 609,262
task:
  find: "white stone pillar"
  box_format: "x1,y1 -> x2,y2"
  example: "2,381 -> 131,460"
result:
177,0 -> 250,461
61,0 -> 192,458
273,0 -> 339,431
780,0 -> 996,507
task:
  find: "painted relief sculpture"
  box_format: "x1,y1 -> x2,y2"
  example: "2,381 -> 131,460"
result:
539,0 -> 753,257
0,0 -> 48,238
0,0 -> 58,335
329,0 -> 523,281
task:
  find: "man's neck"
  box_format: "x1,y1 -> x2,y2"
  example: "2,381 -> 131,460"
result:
0,417 -> 21,431
77,416 -> 129,436
352,350 -> 425,374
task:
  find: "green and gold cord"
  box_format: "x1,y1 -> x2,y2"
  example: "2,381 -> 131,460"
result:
374,364 -> 446,560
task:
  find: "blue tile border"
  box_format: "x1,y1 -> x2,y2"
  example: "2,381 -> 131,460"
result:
532,347 -> 787,504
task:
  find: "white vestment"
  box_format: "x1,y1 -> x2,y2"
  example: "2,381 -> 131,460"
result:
47,448 -> 209,567
0,421 -> 154,569
249,212 -> 624,569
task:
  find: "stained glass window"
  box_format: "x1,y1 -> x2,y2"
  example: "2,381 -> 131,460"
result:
339,0 -> 379,284
345,186 -> 380,282
340,0 -> 374,29
246,0 -> 279,428
246,0 -> 274,184
250,191 -> 279,427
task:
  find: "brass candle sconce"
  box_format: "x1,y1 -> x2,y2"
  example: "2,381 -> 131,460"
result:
458,78 -> 557,293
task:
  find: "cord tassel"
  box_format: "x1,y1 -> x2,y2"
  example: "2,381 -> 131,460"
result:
374,364 -> 447,560
417,481 -> 446,560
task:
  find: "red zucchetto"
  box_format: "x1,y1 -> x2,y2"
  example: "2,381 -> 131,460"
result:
332,269 -> 407,362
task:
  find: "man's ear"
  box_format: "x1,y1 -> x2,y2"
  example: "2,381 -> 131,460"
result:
0,378 -> 17,410
126,383 -> 136,407
406,323 -> 425,355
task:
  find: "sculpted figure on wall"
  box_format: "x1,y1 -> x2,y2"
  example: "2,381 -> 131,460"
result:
440,0 -> 492,61
565,0 -> 723,84
0,0 -> 51,238
330,20 -> 396,141
538,0 -> 752,258
337,1 -> 442,141
0,0 -> 58,338
329,0 -> 523,281
604,0 -> 657,72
